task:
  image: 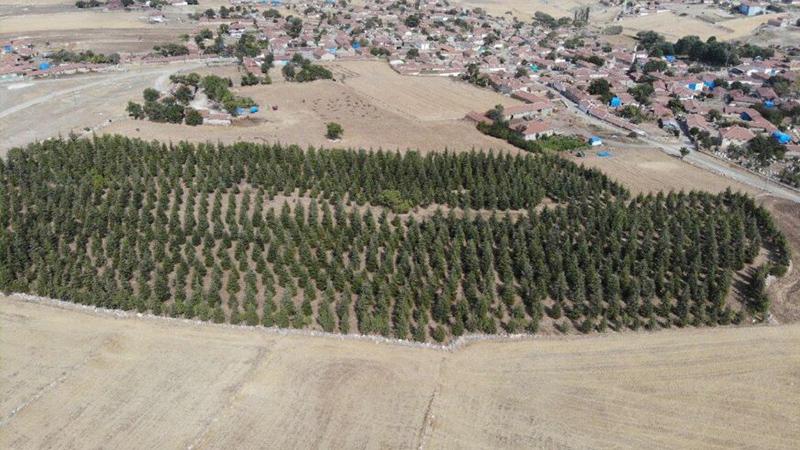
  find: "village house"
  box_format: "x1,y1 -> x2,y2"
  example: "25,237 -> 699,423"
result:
520,120 -> 555,140
719,126 -> 756,147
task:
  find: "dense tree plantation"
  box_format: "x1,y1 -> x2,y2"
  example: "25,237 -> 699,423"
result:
0,135 -> 790,342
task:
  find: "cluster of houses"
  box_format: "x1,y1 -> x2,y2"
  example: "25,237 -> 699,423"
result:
0,41 -> 120,81
181,0 -> 799,163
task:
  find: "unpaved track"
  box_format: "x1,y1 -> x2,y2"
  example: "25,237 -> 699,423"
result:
0,60 -> 223,155
2,295 -> 799,449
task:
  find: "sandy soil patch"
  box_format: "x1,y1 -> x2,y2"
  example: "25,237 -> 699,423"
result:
2,295 -> 799,449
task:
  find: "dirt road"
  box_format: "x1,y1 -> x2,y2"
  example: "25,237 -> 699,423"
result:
0,59 -> 228,155
2,295 -> 799,449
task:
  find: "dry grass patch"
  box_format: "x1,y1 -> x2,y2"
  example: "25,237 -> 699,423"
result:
0,11 -> 151,33
565,146 -> 758,196
102,63 -> 520,153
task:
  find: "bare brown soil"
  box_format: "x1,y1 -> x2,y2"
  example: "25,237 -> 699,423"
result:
3,295 -> 799,449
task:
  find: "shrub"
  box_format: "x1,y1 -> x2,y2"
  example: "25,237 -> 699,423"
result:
325,122 -> 343,140
185,108 -> 203,126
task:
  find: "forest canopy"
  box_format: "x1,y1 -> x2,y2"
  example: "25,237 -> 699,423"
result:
0,136 -> 789,342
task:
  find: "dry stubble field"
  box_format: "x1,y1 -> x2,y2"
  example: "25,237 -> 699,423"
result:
102,61 -> 521,153
2,295 -> 799,449
565,146 -> 759,196
617,11 -> 783,41
455,0 -> 618,22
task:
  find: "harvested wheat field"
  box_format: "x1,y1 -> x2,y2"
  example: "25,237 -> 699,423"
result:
330,61 -> 521,121
617,11 -> 780,41
0,28 -> 197,54
618,12 -> 725,41
455,0 -> 618,22
2,295 -> 799,449
0,11 -> 152,34
102,62 -> 519,153
565,146 -> 758,195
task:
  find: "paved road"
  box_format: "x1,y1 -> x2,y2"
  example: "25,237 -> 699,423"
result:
552,89 -> 800,204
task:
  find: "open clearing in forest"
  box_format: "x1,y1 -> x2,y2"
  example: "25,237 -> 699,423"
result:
2,295 -> 799,449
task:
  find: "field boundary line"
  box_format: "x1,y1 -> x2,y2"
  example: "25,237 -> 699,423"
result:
3,293 -> 785,352
416,355 -> 447,449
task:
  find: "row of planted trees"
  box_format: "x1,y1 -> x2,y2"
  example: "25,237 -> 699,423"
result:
0,135 -> 789,341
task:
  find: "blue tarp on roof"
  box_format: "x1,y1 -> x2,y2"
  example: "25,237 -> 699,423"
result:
250,106 -> 259,113
664,55 -> 676,63
352,42 -> 361,49
740,111 -> 753,121
38,62 -> 50,71
772,131 -> 791,145
704,80 -> 716,89
597,151 -> 612,158
529,64 -> 539,72
609,97 -> 622,108
2,44 -> 12,53
763,100 -> 775,108
589,136 -> 602,146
